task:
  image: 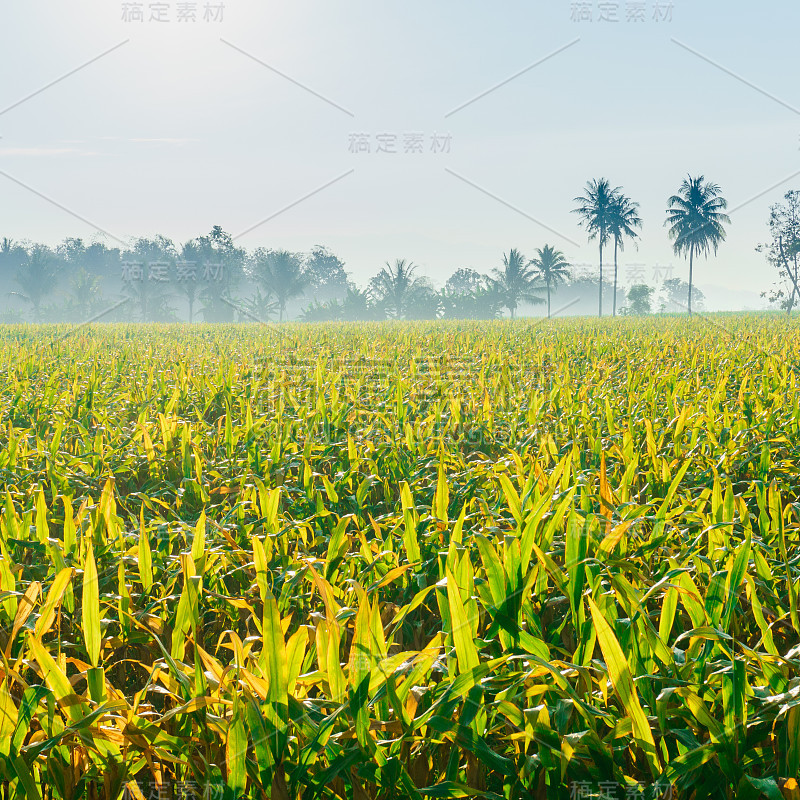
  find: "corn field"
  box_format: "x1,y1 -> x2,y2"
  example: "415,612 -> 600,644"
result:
0,317 -> 799,800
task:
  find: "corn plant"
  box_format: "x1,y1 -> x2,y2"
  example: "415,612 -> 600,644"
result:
0,317 -> 797,800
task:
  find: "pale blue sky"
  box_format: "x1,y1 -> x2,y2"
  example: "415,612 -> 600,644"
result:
0,0 -> 797,308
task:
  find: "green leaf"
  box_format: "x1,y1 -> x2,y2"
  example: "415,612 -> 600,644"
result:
226,705 -> 247,795
589,597 -> 660,777
34,567 -> 72,640
82,540 -> 101,668
263,586 -> 289,760
400,482 -> 421,563
433,463 -> 449,525
138,509 -> 153,594
446,568 -> 479,674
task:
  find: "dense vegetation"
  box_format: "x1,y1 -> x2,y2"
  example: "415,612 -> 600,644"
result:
0,174 -> 744,324
0,317 -> 799,799
0,230 -> 706,325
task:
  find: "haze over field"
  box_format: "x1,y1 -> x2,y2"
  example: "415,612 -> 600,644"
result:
0,0 -> 797,311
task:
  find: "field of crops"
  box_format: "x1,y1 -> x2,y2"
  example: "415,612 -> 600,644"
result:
0,317 -> 799,800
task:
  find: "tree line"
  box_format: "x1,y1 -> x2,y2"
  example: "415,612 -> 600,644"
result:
3,173 -> 796,322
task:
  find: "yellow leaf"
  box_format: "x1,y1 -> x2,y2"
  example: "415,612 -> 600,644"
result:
589,598 -> 660,777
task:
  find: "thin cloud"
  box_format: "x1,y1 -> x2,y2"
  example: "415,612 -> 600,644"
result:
0,147 -> 84,157
94,136 -> 199,145
129,137 -> 198,144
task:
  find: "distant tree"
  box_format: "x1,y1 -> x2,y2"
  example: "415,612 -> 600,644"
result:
63,268 -> 104,322
665,175 -> 730,315
241,287 -> 278,323
491,249 -> 543,318
122,236 -> 178,321
0,238 -> 27,284
626,284 -> 653,315
11,245 -> 60,321
341,285 -> 382,321
439,286 -> 503,320
123,278 -> 178,322
530,245 -> 571,319
300,299 -> 343,323
57,238 -> 120,286
445,268 -> 487,295
573,178 -> 619,317
369,259 -> 427,319
661,277 -> 705,313
758,190 -> 800,314
178,240 -> 206,323
440,268 -> 501,319
304,246 -> 349,302
250,249 -> 307,322
170,226 -> 245,322
83,240 -> 122,278
544,269 -> 613,318
57,237 -> 87,271
404,282 -> 440,320
129,234 -> 177,263
195,227 -> 246,322
609,193 -> 642,316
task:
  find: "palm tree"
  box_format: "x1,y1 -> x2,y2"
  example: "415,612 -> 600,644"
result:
243,287 -> 279,323
342,285 -> 382,321
251,249 -> 307,322
573,178 -> 619,317
66,268 -> 102,322
368,259 -> 426,319
530,245 -> 571,319
490,249 -> 544,319
608,193 -> 642,317
665,175 -> 730,315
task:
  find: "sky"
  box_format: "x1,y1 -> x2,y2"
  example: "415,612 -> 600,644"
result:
0,0 -> 798,310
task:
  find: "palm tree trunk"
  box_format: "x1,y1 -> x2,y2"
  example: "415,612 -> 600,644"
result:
547,279 -> 551,319
598,242 -> 603,318
688,245 -> 694,316
188,297 -> 193,324
612,237 -> 619,317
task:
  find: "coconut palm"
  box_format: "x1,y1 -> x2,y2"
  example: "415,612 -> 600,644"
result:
491,249 -> 543,319
609,193 -> 642,317
65,268 -> 103,322
530,245 -> 571,319
368,259 -> 426,319
573,178 -> 619,317
242,287 -> 279,323
251,248 -> 307,322
665,175 -> 730,315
